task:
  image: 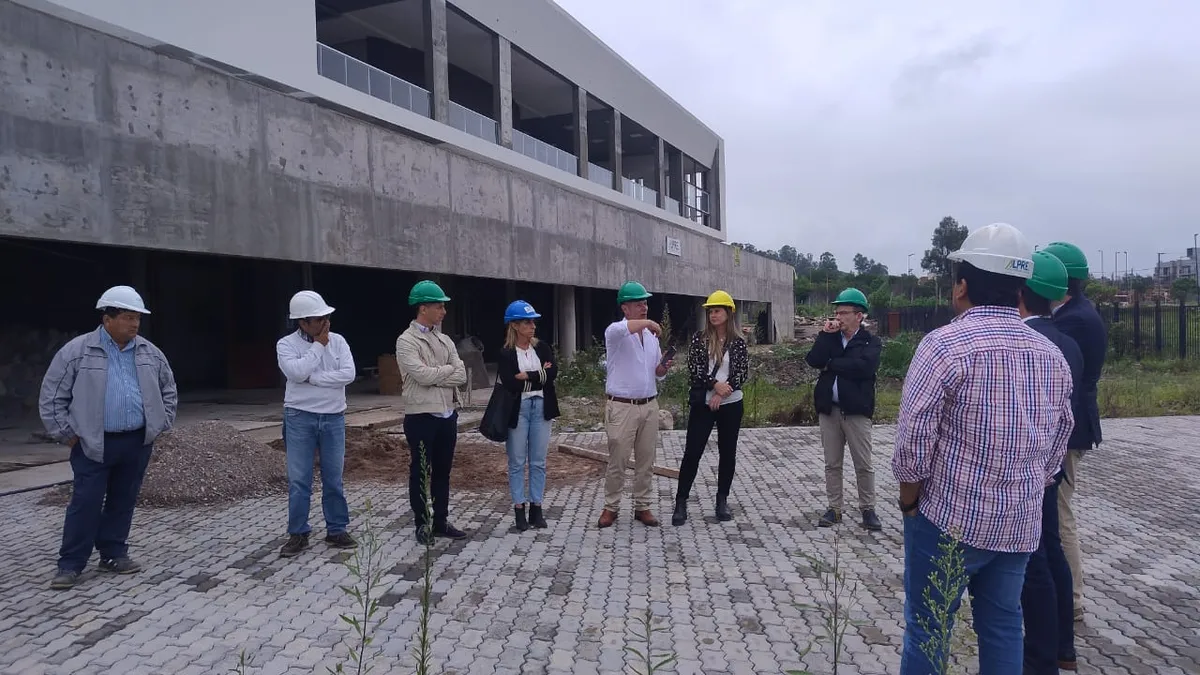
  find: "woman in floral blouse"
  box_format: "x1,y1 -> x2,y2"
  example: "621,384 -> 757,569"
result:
672,290 -> 750,526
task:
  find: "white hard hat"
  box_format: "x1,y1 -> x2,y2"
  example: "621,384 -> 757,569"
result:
288,290 -> 335,319
946,222 -> 1034,279
95,285 -> 150,314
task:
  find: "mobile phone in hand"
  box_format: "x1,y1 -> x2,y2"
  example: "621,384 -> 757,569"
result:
659,345 -> 677,368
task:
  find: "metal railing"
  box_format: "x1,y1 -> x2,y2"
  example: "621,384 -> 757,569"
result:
587,162 -> 613,188
316,43 -> 431,118
449,101 -> 498,144
512,129 -> 578,174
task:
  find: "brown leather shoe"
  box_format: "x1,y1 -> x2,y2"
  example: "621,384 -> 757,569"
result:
634,510 -> 660,527
597,509 -> 618,528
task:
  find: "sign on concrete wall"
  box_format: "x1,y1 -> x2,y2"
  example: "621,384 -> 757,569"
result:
665,236 -> 682,257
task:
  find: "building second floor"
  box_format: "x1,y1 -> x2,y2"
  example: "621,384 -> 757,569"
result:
11,0 -> 725,237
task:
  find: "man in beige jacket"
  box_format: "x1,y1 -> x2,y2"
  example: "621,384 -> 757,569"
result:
396,280 -> 468,545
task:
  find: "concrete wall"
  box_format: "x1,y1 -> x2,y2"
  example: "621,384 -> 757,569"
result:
0,1 -> 795,339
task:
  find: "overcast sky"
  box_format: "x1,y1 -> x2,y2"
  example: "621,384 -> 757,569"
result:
554,0 -> 1200,278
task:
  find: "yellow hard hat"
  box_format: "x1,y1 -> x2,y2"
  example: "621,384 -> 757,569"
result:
702,290 -> 735,310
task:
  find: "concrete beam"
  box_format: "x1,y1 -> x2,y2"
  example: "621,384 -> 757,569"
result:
655,137 -> 667,209
492,35 -> 513,148
422,0 -> 450,124
609,111 -> 623,191
573,86 -> 588,178
711,143 -> 724,233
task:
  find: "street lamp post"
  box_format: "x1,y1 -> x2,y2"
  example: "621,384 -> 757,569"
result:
1194,233 -> 1198,301
907,253 -> 915,301
1099,249 -> 1104,280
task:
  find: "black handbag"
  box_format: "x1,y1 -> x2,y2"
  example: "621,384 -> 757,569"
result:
479,375 -> 516,442
688,341 -> 730,408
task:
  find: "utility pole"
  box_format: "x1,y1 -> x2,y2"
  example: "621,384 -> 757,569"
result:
1099,249 -> 1104,280
1113,250 -> 1118,284
1157,252 -> 1166,289
907,253 -> 915,301
1194,233 -> 1198,300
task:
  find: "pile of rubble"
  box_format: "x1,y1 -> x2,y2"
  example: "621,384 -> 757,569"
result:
41,421 -> 287,508
793,315 -> 824,342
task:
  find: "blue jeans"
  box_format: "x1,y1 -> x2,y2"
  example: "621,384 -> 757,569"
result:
505,396 -> 551,505
901,512 -> 1030,675
1022,479 -> 1075,672
283,408 -> 350,536
58,431 -> 152,572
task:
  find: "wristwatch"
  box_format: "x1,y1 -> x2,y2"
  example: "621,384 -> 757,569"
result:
898,497 -> 919,513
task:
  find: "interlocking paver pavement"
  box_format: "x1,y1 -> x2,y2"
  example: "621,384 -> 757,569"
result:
1,417 -> 1197,674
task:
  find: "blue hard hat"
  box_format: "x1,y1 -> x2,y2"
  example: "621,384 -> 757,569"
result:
504,300 -> 541,323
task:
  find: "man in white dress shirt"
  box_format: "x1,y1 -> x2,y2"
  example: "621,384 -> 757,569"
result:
597,281 -> 674,528
275,290 -> 358,558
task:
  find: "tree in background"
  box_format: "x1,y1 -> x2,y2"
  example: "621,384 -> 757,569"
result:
1171,277 -> 1193,302
818,252 -> 839,272
853,254 -> 889,277
794,275 -> 812,304
1130,275 -> 1151,302
1088,279 -> 1117,305
920,216 -> 970,285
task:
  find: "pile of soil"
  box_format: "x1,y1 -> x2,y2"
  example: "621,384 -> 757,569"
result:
40,421 -> 287,508
267,427 -> 604,491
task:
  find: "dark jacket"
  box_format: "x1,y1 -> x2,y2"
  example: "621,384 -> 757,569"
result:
805,327 -> 882,418
1052,293 -> 1107,448
496,341 -> 560,428
687,331 -> 749,393
1026,316 -> 1087,461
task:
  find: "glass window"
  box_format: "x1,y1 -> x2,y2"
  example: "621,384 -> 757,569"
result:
368,69 -> 391,103
346,59 -> 368,94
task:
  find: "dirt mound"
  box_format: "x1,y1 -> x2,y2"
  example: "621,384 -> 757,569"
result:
40,421 -> 287,508
267,428 -> 604,491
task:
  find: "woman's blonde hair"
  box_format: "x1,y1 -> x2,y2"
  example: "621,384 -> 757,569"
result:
504,320 -> 539,350
703,307 -> 742,363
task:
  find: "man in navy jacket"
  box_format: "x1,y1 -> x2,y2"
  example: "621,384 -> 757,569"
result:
1018,251 -> 1083,673
1044,241 -> 1107,621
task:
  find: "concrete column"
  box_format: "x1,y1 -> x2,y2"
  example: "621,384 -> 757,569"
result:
573,86 -> 588,178
492,35 -> 513,148
422,0 -> 450,123
301,262 -> 314,290
609,110 -> 622,191
579,287 -> 593,349
655,137 -> 667,208
710,143 -> 724,232
557,285 -> 577,360
669,148 -> 684,215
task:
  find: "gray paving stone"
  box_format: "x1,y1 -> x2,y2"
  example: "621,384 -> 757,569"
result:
0,419 -> 1195,673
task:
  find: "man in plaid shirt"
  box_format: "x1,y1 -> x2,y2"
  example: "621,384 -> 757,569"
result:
892,223 -> 1075,675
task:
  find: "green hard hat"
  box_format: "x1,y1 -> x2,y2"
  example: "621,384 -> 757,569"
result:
616,281 -> 652,304
408,280 -> 451,306
832,288 -> 869,311
1026,251 -> 1069,302
1042,241 -> 1089,280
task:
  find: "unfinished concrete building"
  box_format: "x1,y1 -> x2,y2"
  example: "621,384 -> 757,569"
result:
0,0 -> 794,404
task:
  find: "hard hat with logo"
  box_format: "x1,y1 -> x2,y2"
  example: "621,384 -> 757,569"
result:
832,288 -> 869,312
946,222 -> 1034,279
1042,241 -> 1089,280
1025,251 -> 1070,302
702,290 -> 735,311
408,280 -> 451,306
95,285 -> 151,314
616,281 -> 652,304
288,290 -> 335,319
504,300 -> 542,323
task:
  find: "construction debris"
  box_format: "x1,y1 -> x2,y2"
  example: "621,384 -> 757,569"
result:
558,443 -> 680,479
40,421 -> 287,508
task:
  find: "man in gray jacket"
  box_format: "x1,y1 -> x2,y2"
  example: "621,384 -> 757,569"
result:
39,286 -> 177,590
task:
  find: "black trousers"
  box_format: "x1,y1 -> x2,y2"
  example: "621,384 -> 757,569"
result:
58,430 -> 152,572
1022,479 -> 1076,672
676,400 -> 744,502
404,412 -> 458,528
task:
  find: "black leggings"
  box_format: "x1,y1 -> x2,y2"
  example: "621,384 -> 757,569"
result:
676,399 -> 744,501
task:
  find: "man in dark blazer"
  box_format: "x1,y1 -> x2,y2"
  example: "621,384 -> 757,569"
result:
1018,251 -> 1083,674
1044,241 -> 1107,622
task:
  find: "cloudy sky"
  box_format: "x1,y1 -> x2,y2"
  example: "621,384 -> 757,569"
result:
554,0 -> 1200,278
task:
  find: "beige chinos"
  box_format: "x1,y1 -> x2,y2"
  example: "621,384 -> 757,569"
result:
1058,448 -> 1084,610
819,407 -> 875,511
604,398 -> 659,511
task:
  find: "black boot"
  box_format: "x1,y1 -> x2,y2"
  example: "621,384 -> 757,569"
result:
513,505 -> 529,532
715,496 -> 733,522
528,504 -> 548,529
671,498 -> 688,526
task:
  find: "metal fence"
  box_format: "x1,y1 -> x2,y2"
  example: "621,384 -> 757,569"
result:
874,300 -> 1200,360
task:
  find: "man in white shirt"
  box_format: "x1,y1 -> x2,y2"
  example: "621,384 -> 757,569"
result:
275,290 -> 358,558
597,281 -> 674,528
